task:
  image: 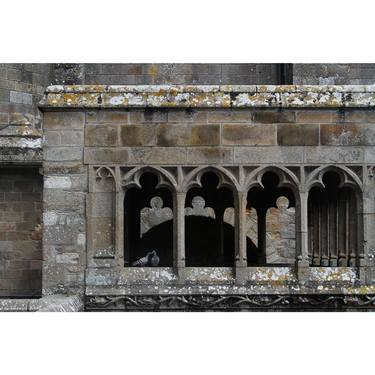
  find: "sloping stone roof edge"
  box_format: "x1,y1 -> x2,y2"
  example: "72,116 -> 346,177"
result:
40,85 -> 375,109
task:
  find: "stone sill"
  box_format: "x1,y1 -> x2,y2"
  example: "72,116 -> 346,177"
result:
86,266 -> 359,286
0,295 -> 83,312
40,85 -> 375,109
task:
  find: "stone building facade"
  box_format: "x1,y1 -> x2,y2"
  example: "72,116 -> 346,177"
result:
2,64 -> 375,311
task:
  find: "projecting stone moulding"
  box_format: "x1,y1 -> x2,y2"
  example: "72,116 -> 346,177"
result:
40,85 -> 375,108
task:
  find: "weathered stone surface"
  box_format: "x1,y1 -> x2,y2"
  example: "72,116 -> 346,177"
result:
45,146 -> 83,161
296,110 -> 341,123
157,124 -> 220,146
84,147 -> 130,164
207,109 -> 252,123
277,124 -> 319,146
304,146 -> 364,163
320,124 -> 375,146
131,146 -> 187,164
186,147 -> 233,163
234,146 -> 304,163
222,124 -> 276,146
86,110 -> 129,124
43,111 -> 85,129
85,125 -> 119,146
41,85 -> 375,109
0,167 -> 42,297
120,125 -> 157,146
253,110 -> 295,123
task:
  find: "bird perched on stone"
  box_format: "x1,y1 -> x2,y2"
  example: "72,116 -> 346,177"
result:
131,250 -> 160,267
149,250 -> 160,266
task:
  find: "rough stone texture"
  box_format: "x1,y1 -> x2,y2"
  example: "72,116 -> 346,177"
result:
42,111 -> 86,296
35,84 -> 375,307
0,167 -> 42,297
0,294 -> 83,311
2,64 -> 375,310
293,64 -> 375,85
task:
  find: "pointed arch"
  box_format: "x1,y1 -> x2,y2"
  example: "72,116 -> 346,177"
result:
182,165 -> 239,193
306,165 -> 362,193
121,165 -> 177,192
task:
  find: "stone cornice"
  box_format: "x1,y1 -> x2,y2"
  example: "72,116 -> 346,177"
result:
40,85 -> 375,109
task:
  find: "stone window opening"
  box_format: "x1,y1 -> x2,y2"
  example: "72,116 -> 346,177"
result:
184,172 -> 235,267
124,172 -> 173,267
246,171 -> 296,266
308,171 -> 359,267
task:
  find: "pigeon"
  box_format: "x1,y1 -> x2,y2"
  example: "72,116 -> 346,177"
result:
131,250 -> 160,267
149,250 -> 160,267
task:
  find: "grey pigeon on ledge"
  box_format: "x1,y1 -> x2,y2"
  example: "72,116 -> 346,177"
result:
131,251 -> 160,267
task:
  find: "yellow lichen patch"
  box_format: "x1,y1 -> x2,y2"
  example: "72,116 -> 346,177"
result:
148,65 -> 158,82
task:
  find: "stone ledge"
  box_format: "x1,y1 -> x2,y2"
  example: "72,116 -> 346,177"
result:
40,85 -> 375,109
0,295 -> 83,312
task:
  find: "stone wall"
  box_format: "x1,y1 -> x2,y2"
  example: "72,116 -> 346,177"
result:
0,63 -> 47,163
42,112 -> 86,295
0,167 -> 42,297
293,64 -> 375,85
40,85 -> 375,299
53,64 -> 284,85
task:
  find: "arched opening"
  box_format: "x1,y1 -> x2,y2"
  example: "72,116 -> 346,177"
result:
124,172 -> 173,267
308,171 -> 358,266
247,171 -> 296,266
184,171 -> 236,267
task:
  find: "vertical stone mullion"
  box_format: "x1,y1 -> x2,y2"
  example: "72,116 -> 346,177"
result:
115,189 -> 124,267
173,191 -> 186,278
235,190 -> 247,284
297,190 -> 309,280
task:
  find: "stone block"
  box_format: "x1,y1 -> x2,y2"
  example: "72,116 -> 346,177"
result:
186,147 -> 233,164
252,110 -> 295,123
43,190 -> 85,213
320,124 -> 375,146
277,124 -> 319,146
167,109 -> 208,123
296,110 -> 341,123
43,161 -> 86,175
234,146 -> 305,164
85,125 -> 119,146
44,176 -> 72,189
120,124 -> 157,146
207,109 -> 252,123
86,110 -> 129,124
0,88 -> 9,102
9,112 -> 34,125
44,131 -> 60,146
45,147 -> 83,161
60,130 -> 84,146
157,124 -> 220,146
304,146 -> 364,163
222,124 -> 276,146
130,147 -> 187,164
43,112 -> 85,130
129,109 -> 168,123
56,253 -> 79,264
0,112 -> 8,125
343,109 -> 375,123
10,91 -> 32,105
84,147 -> 130,164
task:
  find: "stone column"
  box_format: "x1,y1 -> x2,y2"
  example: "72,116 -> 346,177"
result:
42,111 -> 86,296
115,189 -> 125,266
297,190 -> 309,281
235,190 -> 247,284
173,191 -> 186,280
